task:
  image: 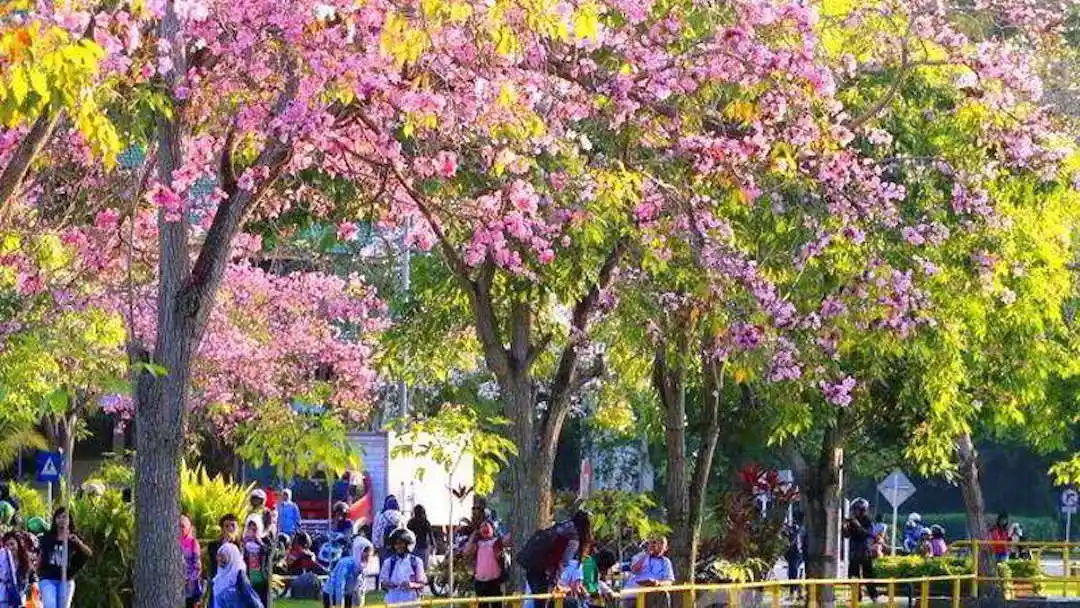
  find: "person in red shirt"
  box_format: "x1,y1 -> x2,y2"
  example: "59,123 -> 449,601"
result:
988,513 -> 1011,561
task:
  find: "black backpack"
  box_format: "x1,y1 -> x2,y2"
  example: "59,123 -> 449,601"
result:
516,526 -> 559,572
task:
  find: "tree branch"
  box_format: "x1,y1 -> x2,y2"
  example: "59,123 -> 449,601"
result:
183,59 -> 299,342
846,41 -> 910,131
509,295 -> 532,371
469,261 -> 511,380
0,108 -> 63,211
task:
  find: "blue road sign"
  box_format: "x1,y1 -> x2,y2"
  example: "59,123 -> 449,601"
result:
35,451 -> 63,483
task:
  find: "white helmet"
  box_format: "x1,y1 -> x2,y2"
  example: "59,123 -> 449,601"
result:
250,488 -> 267,502
907,512 -> 921,524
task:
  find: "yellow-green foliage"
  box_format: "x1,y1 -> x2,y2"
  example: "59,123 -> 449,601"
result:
180,464 -> 255,540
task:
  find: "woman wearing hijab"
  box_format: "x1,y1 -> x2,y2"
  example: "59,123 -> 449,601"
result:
372,496 -> 403,561
0,532 -> 30,608
180,515 -> 203,608
212,543 -> 264,608
324,536 -> 374,608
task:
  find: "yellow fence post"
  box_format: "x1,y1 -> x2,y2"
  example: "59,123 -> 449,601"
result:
809,583 -> 817,608
850,582 -> 859,608
731,585 -> 741,608
772,582 -> 781,608
952,575 -> 961,608
555,595 -> 564,608
1066,544 -> 1072,598
887,581 -> 896,608
636,591 -> 646,608
972,541 -> 980,599
919,580 -> 929,608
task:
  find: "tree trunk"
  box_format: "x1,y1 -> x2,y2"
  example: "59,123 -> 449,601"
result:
653,329 -> 724,583
794,427 -> 842,608
956,433 -> 1003,605
0,108 -> 62,210
132,196 -> 196,608
655,347 -> 693,582
503,374 -> 544,555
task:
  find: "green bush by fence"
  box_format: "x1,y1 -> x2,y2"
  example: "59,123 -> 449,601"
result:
875,555 -> 1043,597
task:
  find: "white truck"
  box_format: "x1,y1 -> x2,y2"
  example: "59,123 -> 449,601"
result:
346,431 -> 475,528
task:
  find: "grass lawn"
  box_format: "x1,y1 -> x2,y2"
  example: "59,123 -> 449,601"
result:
276,591 -> 386,607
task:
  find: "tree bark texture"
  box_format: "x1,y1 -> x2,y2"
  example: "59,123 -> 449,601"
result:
956,433 -> 1003,605
132,4 -> 296,606
792,427 -> 842,608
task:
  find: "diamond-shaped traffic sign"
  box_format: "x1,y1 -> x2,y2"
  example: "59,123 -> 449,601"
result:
35,451 -> 63,483
878,471 -> 916,508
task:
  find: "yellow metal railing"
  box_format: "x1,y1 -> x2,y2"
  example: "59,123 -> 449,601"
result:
951,539 -> 1080,599
375,574 -> 976,608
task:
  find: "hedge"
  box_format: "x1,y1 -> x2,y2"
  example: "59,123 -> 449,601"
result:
874,556 -> 1043,597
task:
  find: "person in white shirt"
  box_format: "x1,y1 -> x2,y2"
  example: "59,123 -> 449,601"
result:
379,529 -> 426,605
624,537 -> 675,608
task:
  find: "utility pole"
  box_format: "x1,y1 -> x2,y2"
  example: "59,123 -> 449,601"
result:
398,219 -> 411,418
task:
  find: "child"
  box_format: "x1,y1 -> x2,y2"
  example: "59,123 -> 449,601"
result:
558,544 -> 618,608
379,529 -> 426,605
287,531 -> 328,576
242,517 -> 271,606
212,543 -> 264,608
465,520 -> 508,605
325,536 -> 373,608
915,528 -> 933,558
929,526 -> 948,557
180,515 -> 203,608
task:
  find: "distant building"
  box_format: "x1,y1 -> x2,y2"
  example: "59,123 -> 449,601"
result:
588,434 -> 653,494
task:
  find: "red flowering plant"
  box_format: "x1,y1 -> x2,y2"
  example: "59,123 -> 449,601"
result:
697,463 -> 799,582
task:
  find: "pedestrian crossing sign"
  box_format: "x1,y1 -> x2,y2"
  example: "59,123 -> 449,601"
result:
35,451 -> 63,483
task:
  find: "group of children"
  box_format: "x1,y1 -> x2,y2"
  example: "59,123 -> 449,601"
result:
902,514 -> 949,558
198,493 -> 429,608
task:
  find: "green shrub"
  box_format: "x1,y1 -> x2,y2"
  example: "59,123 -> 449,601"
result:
875,555 -> 971,578
9,481 -> 48,521
912,513 -> 1058,541
180,464 -> 253,540
71,489 -> 134,608
84,453 -> 135,491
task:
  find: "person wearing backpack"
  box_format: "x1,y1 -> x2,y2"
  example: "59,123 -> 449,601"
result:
325,536 -> 374,608
373,496 -> 404,562
466,520 -> 510,607
518,510 -> 592,606
379,530 -> 426,604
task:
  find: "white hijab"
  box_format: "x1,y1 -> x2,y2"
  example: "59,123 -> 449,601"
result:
352,535 -> 373,566
213,543 -> 245,598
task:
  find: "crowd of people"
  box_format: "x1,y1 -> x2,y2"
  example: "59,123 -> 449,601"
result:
185,488 -> 674,608
781,500 -> 1031,603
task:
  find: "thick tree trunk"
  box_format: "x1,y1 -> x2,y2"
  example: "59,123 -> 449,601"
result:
503,374 -> 544,556
0,108 -> 62,210
956,433 -> 1003,605
793,427 -> 842,608
653,330 -> 724,583
656,350 -> 693,582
